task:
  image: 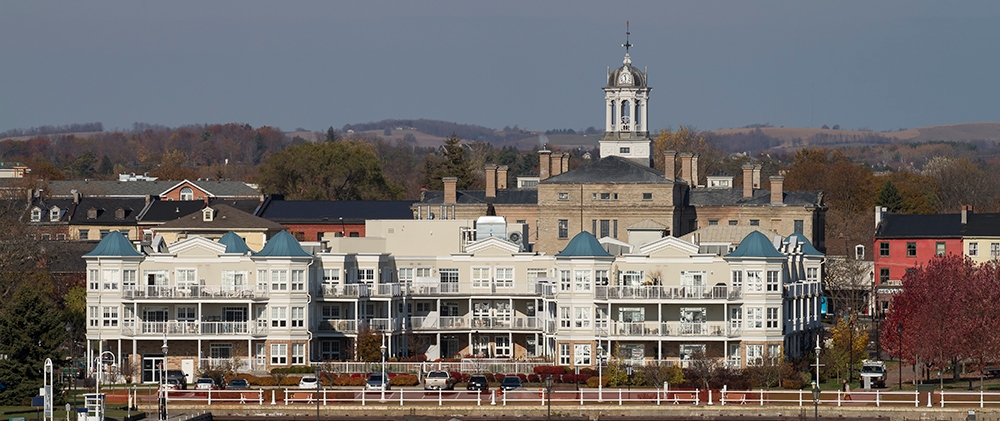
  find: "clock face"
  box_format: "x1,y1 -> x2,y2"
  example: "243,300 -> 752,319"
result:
618,72 -> 632,85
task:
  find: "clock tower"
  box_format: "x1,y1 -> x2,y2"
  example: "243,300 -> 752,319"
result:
601,23 -> 652,167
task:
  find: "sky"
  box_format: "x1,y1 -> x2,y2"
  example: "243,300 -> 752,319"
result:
2,1 -> 998,134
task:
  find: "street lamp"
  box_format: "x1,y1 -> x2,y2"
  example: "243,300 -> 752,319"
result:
811,381 -> 820,421
315,364 -> 321,421
626,365 -> 633,392
379,339 -> 388,403
545,375 -> 554,421
159,338 -> 168,421
94,351 -> 117,396
596,345 -> 604,403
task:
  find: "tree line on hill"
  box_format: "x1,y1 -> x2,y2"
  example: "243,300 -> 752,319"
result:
0,122 -> 103,139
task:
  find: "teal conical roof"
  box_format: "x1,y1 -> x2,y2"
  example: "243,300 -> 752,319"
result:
84,231 -> 143,257
255,231 -> 311,257
218,231 -> 252,254
727,231 -> 784,258
556,231 -> 613,257
786,232 -> 823,256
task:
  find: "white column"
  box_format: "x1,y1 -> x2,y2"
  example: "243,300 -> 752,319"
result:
606,99 -> 614,132
641,98 -> 649,133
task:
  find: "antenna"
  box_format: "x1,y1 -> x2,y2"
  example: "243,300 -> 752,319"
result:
622,21 -> 632,53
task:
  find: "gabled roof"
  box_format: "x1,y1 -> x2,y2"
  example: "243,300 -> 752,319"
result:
690,188 -> 824,207
556,231 -> 613,257
727,231 -> 785,258
84,230 -> 143,257
684,225 -> 778,246
541,156 -> 672,184
44,179 -> 260,199
68,198 -> 146,225
418,189 -> 537,205
637,235 -> 699,255
218,231 -> 252,254
962,213 -> 1000,237
254,230 -> 311,257
627,219 -> 667,230
259,199 -> 416,223
155,203 -> 286,231
785,232 -> 823,256
26,198 -> 75,222
875,214 -> 962,239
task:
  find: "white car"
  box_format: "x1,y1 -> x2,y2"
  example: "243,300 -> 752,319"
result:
365,373 -> 389,391
194,377 -> 216,390
299,375 -> 320,389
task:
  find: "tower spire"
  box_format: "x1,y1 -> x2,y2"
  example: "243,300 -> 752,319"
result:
622,21 -> 632,54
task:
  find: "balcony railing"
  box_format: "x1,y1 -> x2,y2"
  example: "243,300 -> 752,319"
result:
605,321 -> 739,338
122,286 -> 268,300
122,321 -> 266,337
596,285 -> 740,300
374,283 -> 402,297
411,316 -> 541,331
316,319 -> 357,333
407,281 -> 543,296
318,284 -> 369,298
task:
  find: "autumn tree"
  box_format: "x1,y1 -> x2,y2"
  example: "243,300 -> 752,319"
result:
881,170 -> 939,214
651,127 -> 727,183
255,140 -> 404,200
149,149 -> 199,181
355,326 -> 385,362
825,315 -> 868,381
923,157 -> 1000,212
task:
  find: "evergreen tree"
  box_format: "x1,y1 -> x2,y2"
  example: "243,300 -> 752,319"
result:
425,133 -> 475,190
325,126 -> 340,142
0,278 -> 67,405
876,180 -> 904,213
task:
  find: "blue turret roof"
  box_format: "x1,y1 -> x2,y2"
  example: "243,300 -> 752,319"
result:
785,232 -> 823,256
557,231 -> 613,257
727,231 -> 784,258
254,231 -> 311,257
218,231 -> 252,254
84,231 -> 143,257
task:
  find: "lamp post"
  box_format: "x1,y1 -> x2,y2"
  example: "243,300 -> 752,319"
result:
811,381 -> 820,421
379,339 -> 387,403
897,323 -> 903,390
848,314 -> 854,382
545,375 -> 553,421
65,322 -> 76,410
159,338 -> 168,421
626,365 -> 633,392
596,345 -> 604,403
315,364 -> 321,421
95,351 -> 117,396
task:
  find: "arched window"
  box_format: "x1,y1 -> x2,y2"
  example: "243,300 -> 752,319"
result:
610,100 -> 616,129
620,100 -> 631,131
180,187 -> 194,201
635,101 -> 642,130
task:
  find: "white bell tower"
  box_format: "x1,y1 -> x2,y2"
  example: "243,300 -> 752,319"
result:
601,23 -> 653,167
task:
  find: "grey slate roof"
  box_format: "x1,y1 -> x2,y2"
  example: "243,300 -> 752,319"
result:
218,231 -> 252,254
785,232 -> 823,256
156,203 -> 286,231
84,231 -> 143,257
556,231 -> 613,257
689,188 -> 824,207
540,156 -> 673,184
419,189 -> 538,205
255,230 -> 311,257
70,198 -> 147,225
875,214 -> 962,239
259,199 -> 416,223
727,231 -> 785,258
962,213 -> 1000,236
44,179 -> 260,198
137,200 -> 207,223
27,198 -> 76,222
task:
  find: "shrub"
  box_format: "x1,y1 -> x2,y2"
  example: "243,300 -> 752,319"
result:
527,374 -> 540,383
334,376 -> 366,387
391,374 -> 419,386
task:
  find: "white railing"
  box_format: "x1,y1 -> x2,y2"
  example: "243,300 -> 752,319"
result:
318,284 -> 369,298
596,285 -> 740,300
606,321 -> 735,337
316,319 -> 357,333
130,321 -> 260,336
375,283 -> 402,297
123,286 -> 268,299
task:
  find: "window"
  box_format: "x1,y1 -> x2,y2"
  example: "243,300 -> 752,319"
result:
559,343 -> 571,365
879,268 -> 890,283
79,229 -> 89,240
291,343 -> 305,365
323,268 -> 341,284
906,242 -> 916,257
30,208 -> 41,222
793,220 -> 803,233
746,344 -> 763,366
621,270 -> 644,286
177,307 -> 195,322
397,268 -> 413,286
558,192 -> 569,201
291,307 -> 304,328
766,270 -> 779,292
40,233 -> 50,240
574,270 -> 591,292
746,271 -> 762,292
175,269 -> 195,288
558,220 -> 568,239
731,270 -> 743,290
270,306 -> 287,327
767,344 -> 782,363
595,270 -> 609,286
114,208 -> 125,220
936,242 -> 946,256
291,270 -> 305,291
559,306 -> 571,328
750,219 -> 760,226
102,306 -> 118,327
50,207 -> 61,222
210,344 -> 232,359
123,270 -> 137,290
87,208 -> 97,219
56,233 -> 66,240
495,267 -> 513,288
766,307 -> 779,329
99,229 -> 110,239
969,242 -> 979,257
271,270 -> 288,291
746,307 -> 763,329
415,302 -> 433,313
728,220 -> 738,226
619,147 -> 630,154
642,193 -> 652,200
100,269 -> 119,291
494,336 -> 511,357
729,307 -> 742,331
180,187 -> 194,201
472,267 -> 490,288
221,270 -> 247,292
439,268 -> 459,283
574,344 -> 592,365
806,267 -> 818,282
599,220 -> 610,238
320,341 -> 340,361
708,219 -> 718,226
880,242 -> 890,257
357,268 -> 375,284
270,344 -> 287,365
559,270 -> 571,291
573,306 -> 591,328
993,243 -> 1000,259
89,306 -> 99,327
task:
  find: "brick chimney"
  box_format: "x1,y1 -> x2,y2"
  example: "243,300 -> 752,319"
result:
753,164 -> 762,188
443,177 -> 457,204
497,165 -> 508,190
561,153 -> 570,174
770,176 -> 784,205
539,150 -> 551,180
679,152 -> 693,185
664,150 -> 676,180
691,154 -> 700,188
962,204 -> 973,224
742,163 -> 754,198
550,153 -> 563,177
485,164 -> 497,199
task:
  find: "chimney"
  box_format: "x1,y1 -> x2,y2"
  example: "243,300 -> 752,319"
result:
742,163 -> 754,198
679,152 -> 693,185
691,154 -> 700,188
664,150 -> 676,180
497,165 -> 508,190
443,177 -> 457,204
539,150 -> 552,180
485,164 -> 497,199
753,164 -> 762,189
770,176 -> 784,205
875,206 -> 886,228
73,191 -> 81,204
561,153 -> 570,174
962,205 -> 973,224
550,153 -> 563,177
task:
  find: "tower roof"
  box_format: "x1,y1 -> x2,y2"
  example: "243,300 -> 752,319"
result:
727,231 -> 784,258
218,231 -> 252,254
255,230 -> 311,257
84,230 -> 143,257
557,231 -> 613,257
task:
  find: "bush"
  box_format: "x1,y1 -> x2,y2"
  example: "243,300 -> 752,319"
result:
334,376 -> 366,387
390,374 -> 419,386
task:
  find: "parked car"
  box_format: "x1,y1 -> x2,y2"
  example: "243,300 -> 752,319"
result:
164,378 -> 182,390
298,375 -> 320,389
860,360 -> 887,388
227,378 -> 250,390
466,375 -> 489,391
365,373 -> 390,391
165,370 -> 188,390
499,376 -> 522,391
195,377 -> 216,390
423,371 -> 456,390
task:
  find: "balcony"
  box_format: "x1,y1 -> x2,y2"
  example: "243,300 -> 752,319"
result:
605,321 -> 741,338
406,280 -> 544,297
317,284 -> 369,298
316,319 -> 357,333
596,285 -> 741,301
374,283 -> 402,297
121,321 -> 267,337
409,316 -> 542,331
122,286 -> 268,300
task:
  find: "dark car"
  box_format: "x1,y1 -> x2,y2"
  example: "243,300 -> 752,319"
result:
499,376 -> 522,391
466,375 -> 489,391
226,378 -> 250,390
165,370 -> 188,390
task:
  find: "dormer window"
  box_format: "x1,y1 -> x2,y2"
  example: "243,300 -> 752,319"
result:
180,187 -> 194,201
49,206 -> 61,222
114,207 -> 125,220
202,207 -> 215,222
30,207 -> 42,222
87,207 -> 98,219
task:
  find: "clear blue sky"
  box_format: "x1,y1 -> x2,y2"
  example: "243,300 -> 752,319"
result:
2,1 -> 997,134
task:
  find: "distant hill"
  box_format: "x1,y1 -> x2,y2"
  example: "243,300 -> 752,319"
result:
708,122 -> 1000,152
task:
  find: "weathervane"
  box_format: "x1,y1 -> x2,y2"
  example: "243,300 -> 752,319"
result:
622,21 -> 632,54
